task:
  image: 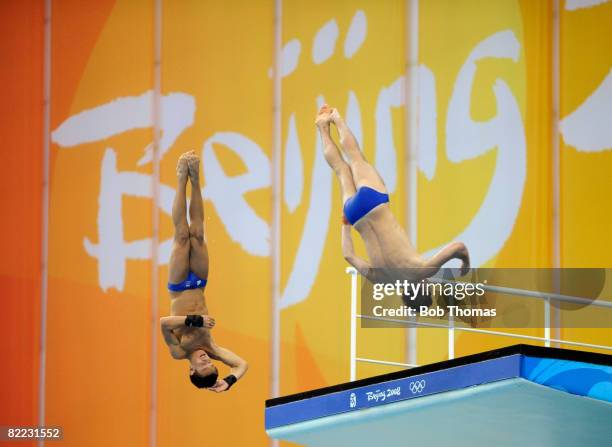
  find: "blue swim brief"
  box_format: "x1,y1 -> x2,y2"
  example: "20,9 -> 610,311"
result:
343,186 -> 389,225
168,271 -> 208,292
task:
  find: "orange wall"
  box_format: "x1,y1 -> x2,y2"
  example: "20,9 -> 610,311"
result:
46,1 -> 151,445
0,1 -> 44,441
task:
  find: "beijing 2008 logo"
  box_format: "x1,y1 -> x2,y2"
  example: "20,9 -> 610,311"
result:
409,380 -> 426,394
349,392 -> 357,408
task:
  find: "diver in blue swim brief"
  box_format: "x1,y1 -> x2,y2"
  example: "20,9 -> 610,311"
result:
316,104 -> 471,284
343,186 -> 390,226
161,151 -> 248,393
167,270 -> 207,292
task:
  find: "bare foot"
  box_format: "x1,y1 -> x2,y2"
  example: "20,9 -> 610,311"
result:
315,104 -> 333,130
329,107 -> 343,125
177,153 -> 189,181
185,150 -> 200,184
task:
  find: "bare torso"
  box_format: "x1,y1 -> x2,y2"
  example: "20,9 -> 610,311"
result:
169,289 -> 214,354
354,203 -> 421,268
351,201 -> 469,284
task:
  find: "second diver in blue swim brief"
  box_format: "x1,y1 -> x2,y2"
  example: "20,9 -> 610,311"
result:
343,186 -> 389,225
167,271 -> 208,292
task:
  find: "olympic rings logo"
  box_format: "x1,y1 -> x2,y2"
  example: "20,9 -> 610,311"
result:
409,380 -> 426,394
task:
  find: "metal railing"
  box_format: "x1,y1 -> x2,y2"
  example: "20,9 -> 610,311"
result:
347,267 -> 612,381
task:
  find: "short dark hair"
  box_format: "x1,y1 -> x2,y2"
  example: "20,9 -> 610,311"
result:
190,366 -> 219,389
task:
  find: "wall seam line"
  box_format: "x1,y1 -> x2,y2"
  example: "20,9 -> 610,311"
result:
271,0 -> 283,446
38,1 -> 52,445
150,0 -> 162,445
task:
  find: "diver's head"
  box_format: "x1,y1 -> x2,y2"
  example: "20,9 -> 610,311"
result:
189,349 -> 219,388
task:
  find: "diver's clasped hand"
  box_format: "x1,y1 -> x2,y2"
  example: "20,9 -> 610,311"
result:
184,314 -> 216,329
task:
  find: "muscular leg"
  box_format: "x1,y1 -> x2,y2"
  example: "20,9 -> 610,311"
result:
186,151 -> 209,280
168,154 -> 191,284
330,108 -> 387,193
316,105 -> 356,204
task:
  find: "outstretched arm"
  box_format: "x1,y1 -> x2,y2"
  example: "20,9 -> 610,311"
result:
208,346 -> 248,392
342,224 -> 371,278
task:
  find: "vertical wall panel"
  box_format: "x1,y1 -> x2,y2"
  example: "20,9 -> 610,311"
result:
156,1 -> 273,446
46,1 -> 153,445
279,0 -> 407,388
0,1 -> 45,439
559,0 -> 612,350
418,0 -> 552,361
559,0 -> 612,267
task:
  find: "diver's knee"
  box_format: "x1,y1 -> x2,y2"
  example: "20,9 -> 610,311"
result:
189,225 -> 204,242
174,225 -> 190,245
334,163 -> 351,178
